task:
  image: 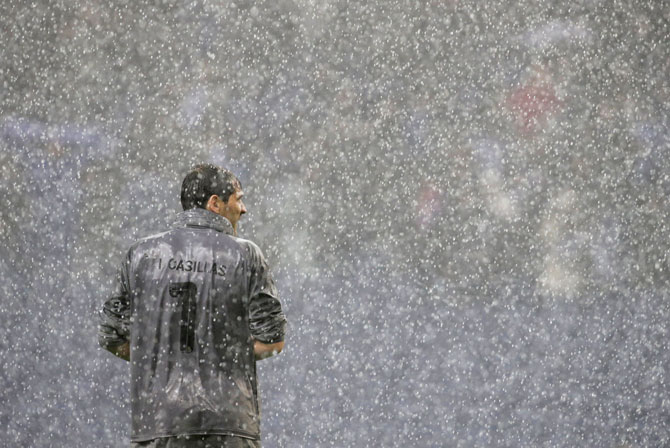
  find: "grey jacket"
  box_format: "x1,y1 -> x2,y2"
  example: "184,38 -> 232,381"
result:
99,208 -> 287,442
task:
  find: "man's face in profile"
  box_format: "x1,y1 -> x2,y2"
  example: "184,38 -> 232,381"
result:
219,188 -> 246,232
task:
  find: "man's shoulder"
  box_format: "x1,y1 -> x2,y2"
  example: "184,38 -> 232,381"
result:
123,229 -> 185,262
230,235 -> 258,248
129,230 -> 172,251
229,236 -> 266,263
230,236 -> 262,252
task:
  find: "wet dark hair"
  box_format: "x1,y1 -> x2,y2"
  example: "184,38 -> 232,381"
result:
180,164 -> 241,211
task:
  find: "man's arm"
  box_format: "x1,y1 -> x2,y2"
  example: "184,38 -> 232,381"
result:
99,254 -> 132,362
246,241 -> 287,360
254,340 -> 284,361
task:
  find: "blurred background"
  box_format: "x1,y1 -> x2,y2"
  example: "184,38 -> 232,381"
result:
1,0 -> 669,446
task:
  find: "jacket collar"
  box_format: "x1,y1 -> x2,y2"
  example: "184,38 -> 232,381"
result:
174,208 -> 234,235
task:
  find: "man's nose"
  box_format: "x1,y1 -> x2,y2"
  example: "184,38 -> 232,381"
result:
241,204 -> 247,214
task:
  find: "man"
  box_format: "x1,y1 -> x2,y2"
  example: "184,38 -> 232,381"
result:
99,164 -> 287,448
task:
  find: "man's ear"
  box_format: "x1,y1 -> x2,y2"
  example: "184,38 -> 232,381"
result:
205,195 -> 220,213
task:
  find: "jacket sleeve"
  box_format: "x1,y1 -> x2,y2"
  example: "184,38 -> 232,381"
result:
246,242 -> 287,344
98,252 -> 132,349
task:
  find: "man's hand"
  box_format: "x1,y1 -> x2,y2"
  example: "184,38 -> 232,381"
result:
106,341 -> 130,361
254,340 -> 284,360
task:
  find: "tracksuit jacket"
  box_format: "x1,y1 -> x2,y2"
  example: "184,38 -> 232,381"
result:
99,208 -> 287,443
